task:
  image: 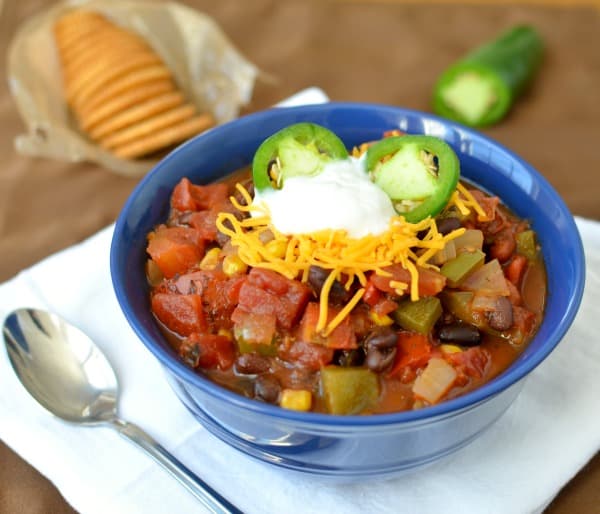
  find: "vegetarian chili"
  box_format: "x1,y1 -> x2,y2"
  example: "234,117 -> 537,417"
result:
145,129 -> 546,415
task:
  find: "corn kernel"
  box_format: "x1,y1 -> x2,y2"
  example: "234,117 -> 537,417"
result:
280,389 -> 312,411
266,239 -> 287,259
368,311 -> 394,326
440,344 -> 462,354
200,248 -> 221,270
222,254 -> 248,276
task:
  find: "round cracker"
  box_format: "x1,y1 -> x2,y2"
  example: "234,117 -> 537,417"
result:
79,79 -> 176,131
61,30 -> 148,74
54,10 -> 106,30
54,14 -> 112,50
71,52 -> 164,107
89,91 -> 185,140
63,39 -> 151,91
76,65 -> 174,115
101,104 -> 197,149
66,49 -> 159,102
112,114 -> 216,159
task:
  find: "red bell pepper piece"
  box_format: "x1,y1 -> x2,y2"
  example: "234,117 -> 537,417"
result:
389,332 -> 432,377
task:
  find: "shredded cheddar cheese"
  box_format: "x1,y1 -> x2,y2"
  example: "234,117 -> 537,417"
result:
215,182 -> 486,336
450,183 -> 490,221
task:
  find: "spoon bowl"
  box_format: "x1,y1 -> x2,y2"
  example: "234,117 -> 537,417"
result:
3,307 -> 240,514
3,308 -> 118,424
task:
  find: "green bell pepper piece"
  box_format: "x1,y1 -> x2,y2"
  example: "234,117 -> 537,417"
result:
366,135 -> 460,223
236,339 -> 277,357
516,230 -> 538,260
320,366 -> 379,415
393,296 -> 442,334
252,122 -> 348,191
440,249 -> 485,287
432,25 -> 543,127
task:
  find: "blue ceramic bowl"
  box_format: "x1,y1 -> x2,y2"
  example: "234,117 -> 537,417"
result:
110,103 -> 585,481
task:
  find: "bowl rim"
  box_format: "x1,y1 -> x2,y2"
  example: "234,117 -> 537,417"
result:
111,101 -> 586,427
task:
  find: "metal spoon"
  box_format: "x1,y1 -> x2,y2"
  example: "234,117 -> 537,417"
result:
2,307 -> 241,514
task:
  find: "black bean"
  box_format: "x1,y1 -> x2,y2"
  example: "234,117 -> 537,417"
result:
254,375 -> 281,404
436,217 -> 462,235
335,348 -> 365,367
308,266 -> 351,304
365,328 -> 397,351
486,297 -> 514,331
308,266 -> 328,293
366,346 -> 397,373
438,323 -> 481,346
235,353 -> 270,375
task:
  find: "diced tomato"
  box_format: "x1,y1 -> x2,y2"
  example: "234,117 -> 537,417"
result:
151,293 -> 207,336
174,270 -> 246,327
203,274 -> 246,322
179,332 -> 234,370
187,198 -> 239,243
445,347 -> 490,380
505,254 -> 528,286
296,302 -> 357,349
186,211 -> 219,241
233,268 -> 311,329
231,311 -> 277,345
372,298 -> 398,317
171,178 -> 229,212
369,265 -> 446,298
389,332 -> 432,377
147,225 -> 204,278
362,281 -> 382,307
279,340 -> 334,371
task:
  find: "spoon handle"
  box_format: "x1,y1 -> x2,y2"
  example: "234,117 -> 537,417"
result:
111,419 -> 242,514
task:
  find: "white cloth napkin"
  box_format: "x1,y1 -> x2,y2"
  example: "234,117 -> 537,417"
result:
1,116 -> 599,513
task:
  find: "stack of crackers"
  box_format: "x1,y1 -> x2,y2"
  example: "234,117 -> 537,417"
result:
53,10 -> 215,160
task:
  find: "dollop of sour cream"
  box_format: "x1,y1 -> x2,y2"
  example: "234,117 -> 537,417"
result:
252,156 -> 396,238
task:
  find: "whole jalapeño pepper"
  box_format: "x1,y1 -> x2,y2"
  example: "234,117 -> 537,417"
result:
366,135 -> 459,223
252,123 -> 348,191
432,25 -> 543,127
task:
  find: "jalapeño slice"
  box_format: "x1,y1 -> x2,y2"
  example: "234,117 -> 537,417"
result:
366,135 -> 459,223
252,123 -> 348,191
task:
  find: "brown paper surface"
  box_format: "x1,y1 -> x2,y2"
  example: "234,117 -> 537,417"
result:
1,1 -> 599,513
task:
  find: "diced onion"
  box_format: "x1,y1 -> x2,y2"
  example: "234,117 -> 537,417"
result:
412,358 -> 458,404
460,259 -> 510,296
